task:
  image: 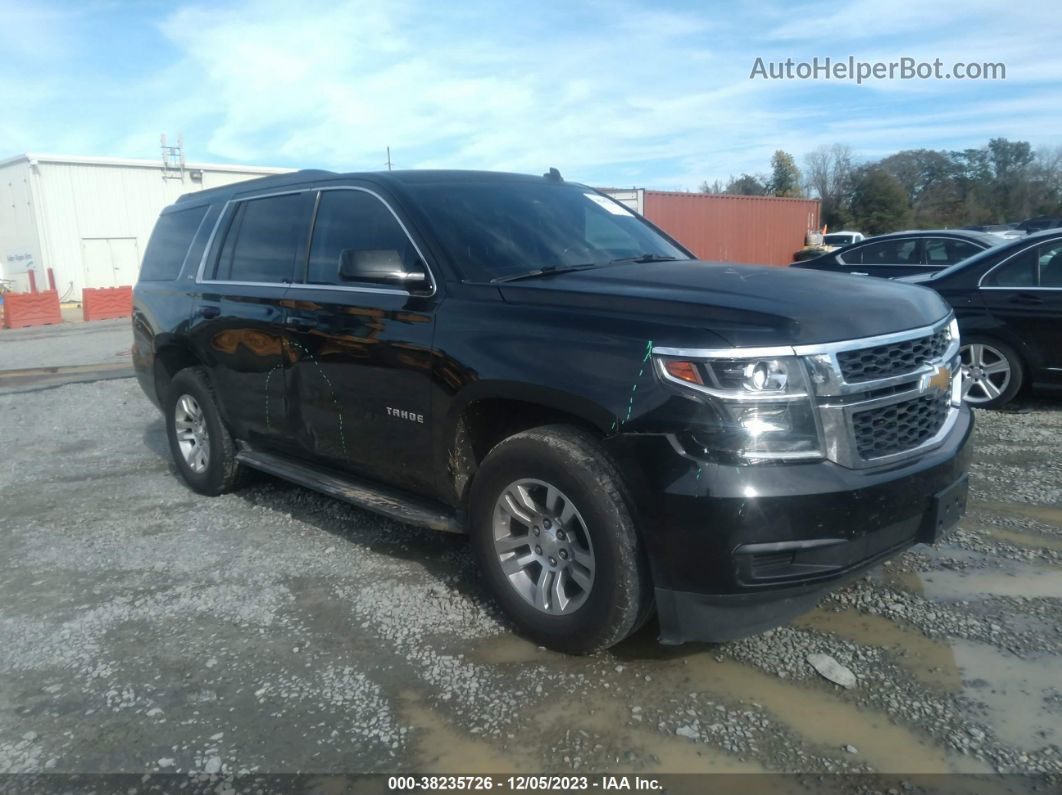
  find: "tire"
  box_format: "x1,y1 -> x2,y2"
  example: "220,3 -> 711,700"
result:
469,424 -> 652,654
164,367 -> 246,496
960,337 -> 1023,409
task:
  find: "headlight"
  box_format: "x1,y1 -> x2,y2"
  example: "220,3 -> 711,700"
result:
656,354 -> 823,463
948,317 -> 960,346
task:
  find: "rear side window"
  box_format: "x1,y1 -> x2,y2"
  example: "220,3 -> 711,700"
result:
211,192 -> 314,283
305,190 -> 418,286
858,239 -> 920,265
139,205 -> 208,281
985,248 -> 1036,287
925,238 -> 982,265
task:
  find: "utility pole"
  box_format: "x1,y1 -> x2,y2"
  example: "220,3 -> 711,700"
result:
386,146 -> 393,171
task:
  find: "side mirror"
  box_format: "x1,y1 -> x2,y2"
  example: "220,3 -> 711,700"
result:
338,249 -> 429,289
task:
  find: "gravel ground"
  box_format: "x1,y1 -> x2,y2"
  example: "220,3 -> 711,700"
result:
0,377 -> 1058,786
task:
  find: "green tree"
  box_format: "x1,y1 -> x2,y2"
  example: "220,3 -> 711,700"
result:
724,173 -> 768,196
768,150 -> 803,197
949,148 -> 994,222
848,167 -> 910,234
987,138 -> 1035,220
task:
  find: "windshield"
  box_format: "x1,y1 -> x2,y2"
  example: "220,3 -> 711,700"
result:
404,181 -> 691,282
823,234 -> 853,245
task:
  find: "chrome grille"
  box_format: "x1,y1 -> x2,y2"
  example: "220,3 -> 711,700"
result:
836,327 -> 950,383
852,392 -> 950,459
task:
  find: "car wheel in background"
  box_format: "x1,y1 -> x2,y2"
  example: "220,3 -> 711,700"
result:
165,367 -> 247,495
960,338 -> 1023,408
469,424 -> 652,654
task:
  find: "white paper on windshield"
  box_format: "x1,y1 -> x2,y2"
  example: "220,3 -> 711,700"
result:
584,193 -> 633,216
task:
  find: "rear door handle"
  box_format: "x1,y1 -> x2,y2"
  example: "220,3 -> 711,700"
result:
285,316 -> 318,331
200,305 -> 220,319
1012,293 -> 1044,305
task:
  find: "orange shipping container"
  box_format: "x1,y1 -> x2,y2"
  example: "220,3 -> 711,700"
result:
638,191 -> 820,267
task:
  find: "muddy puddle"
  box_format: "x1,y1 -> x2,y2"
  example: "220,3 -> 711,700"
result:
877,559 -> 1061,602
949,641 -> 1059,752
470,632 -> 989,774
796,608 -> 962,691
977,524 -> 1062,552
659,649 -> 989,774
402,690 -> 521,773
973,500 -> 1062,528
916,568 -> 1062,601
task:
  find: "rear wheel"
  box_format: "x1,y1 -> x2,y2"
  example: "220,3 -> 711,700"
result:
960,338 -> 1022,408
469,425 -> 652,654
165,367 -> 246,495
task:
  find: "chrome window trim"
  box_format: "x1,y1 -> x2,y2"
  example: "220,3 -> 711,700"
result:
977,236 -> 1062,289
194,185 -> 438,297
979,286 -> 1062,291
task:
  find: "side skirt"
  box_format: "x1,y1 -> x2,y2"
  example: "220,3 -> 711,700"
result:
235,445 -> 465,534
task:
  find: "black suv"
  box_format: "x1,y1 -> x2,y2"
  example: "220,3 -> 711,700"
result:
133,169 -> 973,653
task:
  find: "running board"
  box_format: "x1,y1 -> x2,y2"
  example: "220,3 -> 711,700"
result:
235,447 -> 465,534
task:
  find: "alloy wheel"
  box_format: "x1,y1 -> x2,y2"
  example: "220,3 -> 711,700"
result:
174,394 -> 211,473
960,343 -> 1011,405
491,478 -> 595,615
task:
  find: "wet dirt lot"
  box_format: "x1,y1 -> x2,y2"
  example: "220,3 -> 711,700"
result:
0,378 -> 1058,785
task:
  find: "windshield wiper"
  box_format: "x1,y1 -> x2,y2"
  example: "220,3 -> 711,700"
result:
490,263 -> 599,284
610,254 -> 682,264
490,254 -> 682,284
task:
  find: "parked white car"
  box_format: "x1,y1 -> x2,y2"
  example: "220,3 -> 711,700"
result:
822,231 -> 865,247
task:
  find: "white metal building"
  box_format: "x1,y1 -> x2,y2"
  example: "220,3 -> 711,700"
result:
0,154 -> 291,301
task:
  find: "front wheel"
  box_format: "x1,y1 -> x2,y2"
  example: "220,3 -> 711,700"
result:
469,425 -> 652,654
960,338 -> 1022,408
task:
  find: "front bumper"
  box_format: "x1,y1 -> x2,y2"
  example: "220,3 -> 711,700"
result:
609,404 -> 973,644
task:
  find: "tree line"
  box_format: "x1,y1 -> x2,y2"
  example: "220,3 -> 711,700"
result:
699,139 -> 1062,235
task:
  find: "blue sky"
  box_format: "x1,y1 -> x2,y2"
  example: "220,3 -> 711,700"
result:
1,0 -> 1059,189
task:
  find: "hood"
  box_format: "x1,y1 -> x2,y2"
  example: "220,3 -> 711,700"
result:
497,260 -> 950,348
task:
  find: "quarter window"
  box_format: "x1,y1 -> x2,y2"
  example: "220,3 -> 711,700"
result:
305,190 -> 419,286
141,205 -> 208,281
984,248 -> 1037,287
212,192 -> 314,283
1038,242 -> 1062,287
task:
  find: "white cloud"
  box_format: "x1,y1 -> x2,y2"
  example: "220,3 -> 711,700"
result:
1,0 -> 1059,189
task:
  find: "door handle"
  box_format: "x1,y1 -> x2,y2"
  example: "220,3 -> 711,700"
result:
200,305 -> 220,319
1011,293 -> 1043,305
285,316 -> 318,331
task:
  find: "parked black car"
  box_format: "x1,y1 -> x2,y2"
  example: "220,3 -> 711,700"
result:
1016,216 -> 1062,234
132,169 -> 972,653
791,230 -> 999,278
898,230 -> 1062,408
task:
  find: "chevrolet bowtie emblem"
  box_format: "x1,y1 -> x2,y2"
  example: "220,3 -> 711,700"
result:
922,366 -> 953,393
